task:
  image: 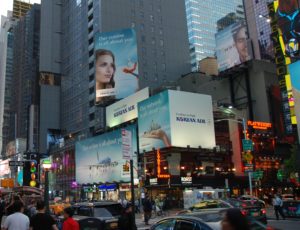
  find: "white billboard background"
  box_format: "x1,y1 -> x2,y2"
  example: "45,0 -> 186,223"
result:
168,91 -> 216,149
106,87 -> 149,128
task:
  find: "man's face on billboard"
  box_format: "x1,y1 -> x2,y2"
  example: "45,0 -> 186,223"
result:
235,27 -> 248,62
95,54 -> 114,85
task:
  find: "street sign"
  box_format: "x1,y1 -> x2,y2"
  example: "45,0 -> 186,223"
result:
244,163 -> 253,172
122,129 -> 132,160
242,139 -> 253,151
252,170 -> 264,180
9,161 -> 24,167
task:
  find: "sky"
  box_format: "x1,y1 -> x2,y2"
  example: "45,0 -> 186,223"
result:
1,0 -> 41,22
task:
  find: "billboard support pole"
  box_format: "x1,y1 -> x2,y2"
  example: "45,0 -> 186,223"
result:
130,159 -> 136,228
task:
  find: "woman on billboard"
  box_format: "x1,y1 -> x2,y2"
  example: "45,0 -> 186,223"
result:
95,49 -> 116,103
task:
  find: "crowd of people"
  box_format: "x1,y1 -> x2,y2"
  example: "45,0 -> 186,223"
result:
0,194 -> 79,230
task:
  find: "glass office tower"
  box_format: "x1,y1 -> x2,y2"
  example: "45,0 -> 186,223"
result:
185,0 -> 245,71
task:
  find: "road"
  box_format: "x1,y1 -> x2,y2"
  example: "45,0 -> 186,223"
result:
268,219 -> 300,230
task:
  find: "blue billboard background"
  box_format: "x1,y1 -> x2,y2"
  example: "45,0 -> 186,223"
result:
138,91 -> 171,152
94,28 -> 139,102
75,124 -> 137,184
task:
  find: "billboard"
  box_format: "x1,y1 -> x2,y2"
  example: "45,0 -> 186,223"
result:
75,124 -> 137,184
94,28 -> 139,104
269,0 -> 298,132
138,90 -> 215,152
288,61 -> 300,138
216,21 -> 252,72
106,87 -> 149,128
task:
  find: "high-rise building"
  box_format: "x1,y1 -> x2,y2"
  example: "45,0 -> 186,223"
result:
244,0 -> 274,60
12,4 -> 40,148
40,0 -> 190,141
12,0 -> 32,19
185,0 -> 245,71
0,12 -> 17,156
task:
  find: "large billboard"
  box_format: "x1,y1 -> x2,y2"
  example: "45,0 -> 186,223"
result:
138,90 -> 216,152
269,0 -> 298,133
106,87 -> 149,128
94,28 -> 139,104
288,61 -> 300,138
75,124 -> 137,184
216,21 -> 252,72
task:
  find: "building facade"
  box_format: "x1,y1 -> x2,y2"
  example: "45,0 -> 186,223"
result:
12,4 -> 40,147
244,0 -> 274,60
0,12 -> 17,156
185,0 -> 245,71
12,0 -> 32,19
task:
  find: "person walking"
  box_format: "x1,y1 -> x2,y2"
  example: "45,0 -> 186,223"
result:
62,207 -> 79,230
30,200 -> 58,230
273,194 -> 285,220
2,200 -> 29,230
118,204 -> 137,230
221,208 -> 250,230
143,195 -> 152,225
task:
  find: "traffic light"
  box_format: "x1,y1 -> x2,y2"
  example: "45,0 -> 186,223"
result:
30,160 -> 37,187
23,160 -> 39,187
277,169 -> 284,182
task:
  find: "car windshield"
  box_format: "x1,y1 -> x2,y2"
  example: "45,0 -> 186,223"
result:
77,207 -> 93,216
191,200 -> 230,210
94,207 -> 113,218
95,204 -> 122,217
189,212 -> 224,222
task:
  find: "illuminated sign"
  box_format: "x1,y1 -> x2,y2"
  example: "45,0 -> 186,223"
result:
181,177 -> 192,184
247,121 -> 272,130
156,149 -> 170,179
150,178 -> 158,185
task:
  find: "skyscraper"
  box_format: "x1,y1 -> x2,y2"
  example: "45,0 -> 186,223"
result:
40,0 -> 190,141
244,0 -> 274,61
12,0 -> 32,19
12,4 -> 40,145
185,0 -> 245,71
0,12 -> 17,155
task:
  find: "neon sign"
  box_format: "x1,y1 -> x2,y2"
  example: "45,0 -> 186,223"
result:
156,149 -> 170,179
247,121 -> 272,130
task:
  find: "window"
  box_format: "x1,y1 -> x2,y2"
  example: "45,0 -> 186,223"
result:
176,220 -> 195,230
153,219 -> 176,230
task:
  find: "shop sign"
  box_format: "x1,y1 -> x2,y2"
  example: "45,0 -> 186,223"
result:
247,121 -> 272,130
181,177 -> 192,184
150,178 -> 158,185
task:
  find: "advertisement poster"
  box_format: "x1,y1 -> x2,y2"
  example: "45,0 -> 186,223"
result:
138,91 -> 171,152
122,129 -> 132,160
288,61 -> 300,139
75,124 -> 137,184
106,87 -> 149,128
276,0 -> 300,63
216,21 -> 252,72
138,90 -> 216,152
94,28 -> 139,104
168,90 -> 215,149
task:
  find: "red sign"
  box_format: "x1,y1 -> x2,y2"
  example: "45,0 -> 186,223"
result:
247,121 -> 272,130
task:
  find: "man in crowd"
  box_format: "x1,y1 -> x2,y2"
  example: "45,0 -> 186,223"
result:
2,200 -> 29,230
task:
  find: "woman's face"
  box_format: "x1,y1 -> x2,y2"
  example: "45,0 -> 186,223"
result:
221,216 -> 235,230
235,27 -> 248,62
95,54 -> 114,84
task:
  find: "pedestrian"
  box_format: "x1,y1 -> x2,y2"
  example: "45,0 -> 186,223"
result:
30,200 -> 58,230
143,195 -> 152,225
273,194 -> 285,220
62,207 -> 79,230
135,199 -> 140,214
118,203 -> 137,230
6,194 -> 24,216
26,200 -> 37,218
2,200 -> 30,230
221,208 -> 250,230
0,195 -> 6,225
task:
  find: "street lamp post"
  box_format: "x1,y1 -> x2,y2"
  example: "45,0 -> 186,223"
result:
42,159 -> 52,214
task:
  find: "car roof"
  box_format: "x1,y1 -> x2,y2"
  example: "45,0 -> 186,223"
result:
73,201 -> 120,207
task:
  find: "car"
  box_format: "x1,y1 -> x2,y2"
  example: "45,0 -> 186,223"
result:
68,201 -> 122,229
281,194 -> 295,201
183,210 -> 278,230
150,216 -> 218,230
189,199 -> 232,211
239,195 -> 266,207
225,199 -> 267,224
